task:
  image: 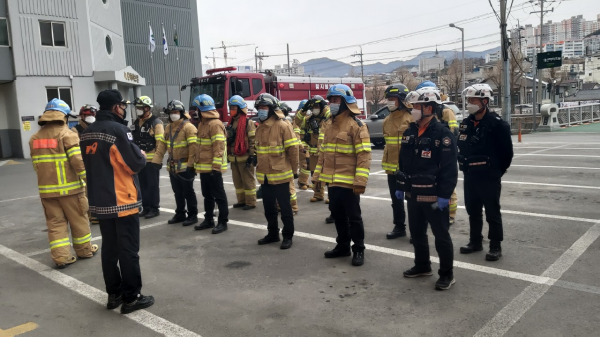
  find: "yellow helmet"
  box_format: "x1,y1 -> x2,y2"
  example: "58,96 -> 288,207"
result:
134,96 -> 153,108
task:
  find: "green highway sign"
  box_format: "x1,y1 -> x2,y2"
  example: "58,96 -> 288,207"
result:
537,51 -> 563,70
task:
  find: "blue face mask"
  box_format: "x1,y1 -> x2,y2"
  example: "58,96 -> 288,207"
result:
258,109 -> 269,121
329,103 -> 341,116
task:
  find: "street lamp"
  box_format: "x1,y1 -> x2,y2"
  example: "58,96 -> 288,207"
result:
450,23 -> 466,115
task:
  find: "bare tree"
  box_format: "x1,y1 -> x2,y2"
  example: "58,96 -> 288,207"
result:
542,66 -> 567,103
348,66 -> 357,77
440,59 -> 463,102
367,83 -> 386,113
393,69 -> 419,91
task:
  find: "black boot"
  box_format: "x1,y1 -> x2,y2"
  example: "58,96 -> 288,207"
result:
324,247 -> 351,258
182,213 -> 198,226
194,218 -> 215,230
435,274 -> 456,290
139,208 -> 150,217
144,209 -> 160,219
352,251 -> 364,266
120,294 -> 155,314
280,238 -> 293,249
459,240 -> 484,254
486,242 -> 502,261
232,203 -> 246,208
106,294 -> 123,310
386,225 -> 406,239
167,213 -> 186,224
258,233 -> 280,245
212,221 -> 228,234
325,215 -> 335,224
243,205 -> 256,210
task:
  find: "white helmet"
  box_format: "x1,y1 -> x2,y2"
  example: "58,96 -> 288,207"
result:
462,83 -> 493,99
405,87 -> 442,105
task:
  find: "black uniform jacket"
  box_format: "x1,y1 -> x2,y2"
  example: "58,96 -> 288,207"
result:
398,118 -> 458,200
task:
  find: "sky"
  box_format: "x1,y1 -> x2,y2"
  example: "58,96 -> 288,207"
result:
197,0 -> 600,69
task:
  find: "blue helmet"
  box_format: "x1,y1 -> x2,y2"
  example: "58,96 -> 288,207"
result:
228,95 -> 247,109
415,81 -> 438,91
45,98 -> 71,115
297,99 -> 308,111
326,84 -> 357,104
192,94 -> 216,112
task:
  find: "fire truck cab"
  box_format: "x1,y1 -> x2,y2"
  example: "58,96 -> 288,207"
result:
185,67 -> 366,125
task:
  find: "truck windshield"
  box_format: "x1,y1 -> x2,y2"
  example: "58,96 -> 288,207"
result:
190,81 -> 225,108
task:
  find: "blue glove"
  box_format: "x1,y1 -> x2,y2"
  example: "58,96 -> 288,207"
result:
395,190 -> 404,200
437,197 -> 450,210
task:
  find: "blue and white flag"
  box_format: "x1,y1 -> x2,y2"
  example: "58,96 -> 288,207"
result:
162,24 -> 169,56
148,24 -> 155,52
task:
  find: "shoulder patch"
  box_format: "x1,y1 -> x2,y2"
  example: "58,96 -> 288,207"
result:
126,132 -> 134,141
442,137 -> 451,146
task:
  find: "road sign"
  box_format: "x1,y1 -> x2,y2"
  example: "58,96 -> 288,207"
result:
537,51 -> 562,69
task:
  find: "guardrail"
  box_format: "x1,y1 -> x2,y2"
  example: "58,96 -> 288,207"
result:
556,103 -> 600,126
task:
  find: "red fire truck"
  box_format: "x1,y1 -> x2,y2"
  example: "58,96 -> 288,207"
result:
183,67 -> 366,125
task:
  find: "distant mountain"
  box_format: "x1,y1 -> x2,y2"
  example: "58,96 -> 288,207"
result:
300,47 -> 500,77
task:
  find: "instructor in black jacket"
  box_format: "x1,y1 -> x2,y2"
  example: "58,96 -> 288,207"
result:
80,90 -> 154,314
457,84 -> 514,262
396,87 -> 458,291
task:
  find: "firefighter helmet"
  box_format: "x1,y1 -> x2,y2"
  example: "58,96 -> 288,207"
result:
254,93 -> 279,110
45,98 -> 71,115
279,102 -> 292,116
166,99 -> 186,113
311,95 -> 327,110
79,105 -> 98,116
228,95 -> 247,109
326,84 -> 357,104
415,80 -> 439,91
405,87 -> 442,105
134,96 -> 153,108
297,99 -> 309,111
385,83 -> 410,100
462,83 -> 494,99
191,94 -> 216,112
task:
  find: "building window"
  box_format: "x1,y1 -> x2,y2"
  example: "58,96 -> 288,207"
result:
46,87 -> 73,110
252,78 -> 263,95
105,35 -> 112,55
0,18 -> 9,46
40,21 -> 66,47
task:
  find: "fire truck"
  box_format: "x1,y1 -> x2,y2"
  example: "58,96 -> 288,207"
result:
183,67 -> 366,125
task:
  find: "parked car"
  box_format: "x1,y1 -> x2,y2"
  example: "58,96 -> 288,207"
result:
443,101 -> 463,122
363,106 -> 390,148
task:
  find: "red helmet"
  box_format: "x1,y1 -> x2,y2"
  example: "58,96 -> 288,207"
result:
79,105 -> 98,116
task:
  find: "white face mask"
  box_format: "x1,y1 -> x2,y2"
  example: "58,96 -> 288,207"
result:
170,113 -> 181,122
386,100 -> 398,111
329,103 -> 341,116
312,108 -> 321,115
136,110 -> 144,116
84,116 -> 96,124
467,103 -> 481,114
410,108 -> 422,122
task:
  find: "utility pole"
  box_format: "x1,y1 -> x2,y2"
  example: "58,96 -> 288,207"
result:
530,0 -> 554,130
450,23 -> 465,115
351,46 -> 365,114
500,0 -> 511,123
255,47 -> 258,73
287,43 -> 291,76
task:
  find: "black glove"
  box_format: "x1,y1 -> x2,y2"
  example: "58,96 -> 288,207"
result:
294,173 -> 299,179
303,99 -> 314,112
148,162 -> 162,170
305,158 -> 310,168
245,156 -> 254,168
211,170 -> 221,176
185,167 -> 196,177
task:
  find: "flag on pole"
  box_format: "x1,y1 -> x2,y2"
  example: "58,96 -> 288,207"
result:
173,24 -> 179,47
148,24 -> 155,52
162,24 -> 169,55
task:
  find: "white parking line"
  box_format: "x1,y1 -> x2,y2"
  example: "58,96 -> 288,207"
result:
516,154 -> 600,158
510,164 -> 600,170
0,195 -> 38,203
514,147 -> 600,150
474,222 -> 600,337
456,178 -> 600,190
0,244 -> 202,337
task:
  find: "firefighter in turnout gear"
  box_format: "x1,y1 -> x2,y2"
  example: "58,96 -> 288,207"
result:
381,84 -> 413,240
71,104 -> 99,225
191,94 -> 230,234
294,95 -> 331,203
396,87 -> 457,290
226,95 -> 257,211
416,81 -> 460,224
30,99 -> 98,268
71,105 -> 97,136
457,83 -> 513,261
279,102 -> 300,215
295,99 -> 311,190
151,100 -> 199,226
133,96 -> 164,219
313,84 -> 371,267
254,93 -> 300,249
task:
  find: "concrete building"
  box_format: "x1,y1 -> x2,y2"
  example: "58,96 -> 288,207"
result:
419,49 -> 444,74
0,0 -> 201,159
584,54 -> 600,83
485,51 -> 500,64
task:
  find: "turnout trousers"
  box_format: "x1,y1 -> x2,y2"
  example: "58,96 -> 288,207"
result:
329,186 -> 365,252
169,172 -> 197,216
138,163 -> 160,212
407,199 -> 454,276
99,214 -> 143,303
262,179 -> 294,239
200,171 -> 229,223
41,193 -> 94,264
387,174 -> 406,229
230,158 -> 257,207
464,177 -> 503,244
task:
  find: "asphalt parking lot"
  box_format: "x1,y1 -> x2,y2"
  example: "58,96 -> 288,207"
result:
1,130 -> 599,337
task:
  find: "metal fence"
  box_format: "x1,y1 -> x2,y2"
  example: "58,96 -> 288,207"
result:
556,103 -> 600,126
